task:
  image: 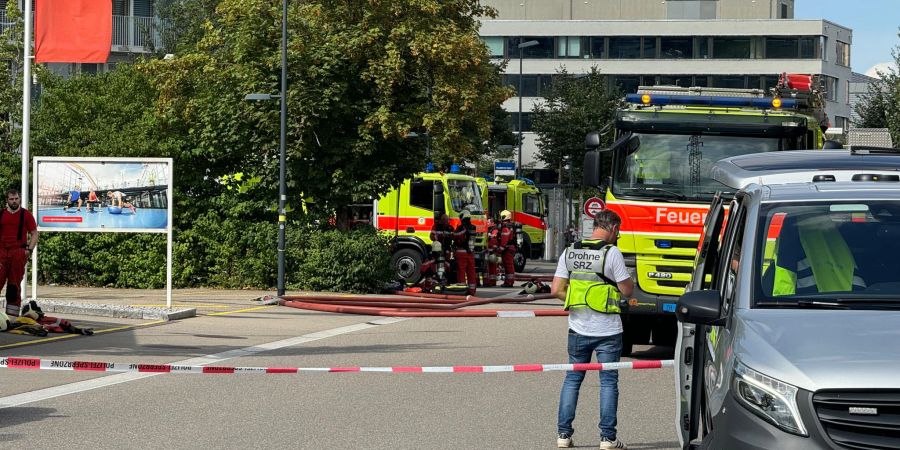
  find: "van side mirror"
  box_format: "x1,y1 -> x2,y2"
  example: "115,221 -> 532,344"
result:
676,290 -> 724,326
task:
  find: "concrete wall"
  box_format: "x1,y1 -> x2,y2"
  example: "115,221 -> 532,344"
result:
481,0 -> 794,20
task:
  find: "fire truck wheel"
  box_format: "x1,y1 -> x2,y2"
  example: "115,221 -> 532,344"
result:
391,249 -> 423,284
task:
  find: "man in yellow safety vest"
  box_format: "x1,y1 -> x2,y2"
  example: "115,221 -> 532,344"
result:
551,209 -> 634,450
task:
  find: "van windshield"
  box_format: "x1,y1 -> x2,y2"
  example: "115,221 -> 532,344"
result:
448,180 -> 484,215
755,201 -> 900,305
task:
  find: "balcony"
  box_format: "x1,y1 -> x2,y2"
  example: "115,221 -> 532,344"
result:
112,15 -> 165,53
0,10 -> 165,54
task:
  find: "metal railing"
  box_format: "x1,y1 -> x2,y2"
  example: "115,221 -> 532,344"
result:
112,15 -> 165,52
1,11 -> 165,53
0,9 -> 16,37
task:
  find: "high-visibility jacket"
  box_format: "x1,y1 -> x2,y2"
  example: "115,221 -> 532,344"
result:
563,240 -> 622,314
772,216 -> 866,296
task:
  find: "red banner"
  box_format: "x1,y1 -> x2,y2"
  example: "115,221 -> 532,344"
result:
35,0 -> 112,63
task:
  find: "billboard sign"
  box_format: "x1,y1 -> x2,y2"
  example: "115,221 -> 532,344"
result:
34,157 -> 173,233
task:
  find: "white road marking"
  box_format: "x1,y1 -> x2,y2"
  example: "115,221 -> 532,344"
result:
0,317 -> 408,409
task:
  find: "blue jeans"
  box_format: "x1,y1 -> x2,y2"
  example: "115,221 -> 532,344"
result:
557,329 -> 623,440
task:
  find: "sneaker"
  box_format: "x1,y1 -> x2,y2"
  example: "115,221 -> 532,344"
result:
600,437 -> 628,449
557,433 -> 573,448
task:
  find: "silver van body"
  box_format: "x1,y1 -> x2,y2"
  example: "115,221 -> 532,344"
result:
675,148 -> 900,449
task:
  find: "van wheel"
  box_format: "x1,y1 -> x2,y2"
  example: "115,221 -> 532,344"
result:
391,249 -> 423,284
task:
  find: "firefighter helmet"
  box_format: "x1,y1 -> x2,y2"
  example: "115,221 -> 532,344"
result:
500,210 -> 512,221
459,210 -> 471,220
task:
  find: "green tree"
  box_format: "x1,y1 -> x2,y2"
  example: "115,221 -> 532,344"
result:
530,67 -> 621,184
27,0 -> 511,288
853,32 -> 900,145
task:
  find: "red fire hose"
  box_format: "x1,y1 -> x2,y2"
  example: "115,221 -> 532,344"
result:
280,292 -> 565,318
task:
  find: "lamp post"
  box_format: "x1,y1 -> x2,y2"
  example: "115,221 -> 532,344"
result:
516,39 -> 539,179
244,0 -> 288,297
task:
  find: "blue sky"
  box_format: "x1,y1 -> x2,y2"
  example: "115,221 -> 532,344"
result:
795,0 -> 899,76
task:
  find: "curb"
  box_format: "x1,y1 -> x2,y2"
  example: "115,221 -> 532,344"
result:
34,299 -> 196,321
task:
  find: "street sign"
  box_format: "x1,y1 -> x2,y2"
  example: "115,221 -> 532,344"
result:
494,161 -> 516,177
583,197 -> 605,218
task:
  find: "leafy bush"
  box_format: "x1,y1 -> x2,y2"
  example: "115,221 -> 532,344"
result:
38,233 -> 166,288
290,226 -> 393,293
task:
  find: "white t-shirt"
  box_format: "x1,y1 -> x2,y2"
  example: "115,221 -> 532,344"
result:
555,245 -> 630,337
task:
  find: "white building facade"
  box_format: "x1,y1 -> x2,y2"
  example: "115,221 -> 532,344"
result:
480,3 -> 853,171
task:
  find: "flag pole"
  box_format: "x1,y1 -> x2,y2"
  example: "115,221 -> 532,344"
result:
22,0 -> 34,303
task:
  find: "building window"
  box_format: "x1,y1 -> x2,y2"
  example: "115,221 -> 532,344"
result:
483,37 -> 504,57
824,76 -> 838,102
713,38 -> 751,58
557,36 -> 582,58
658,75 -> 694,87
836,41 -> 850,67
799,37 -> 817,59
660,37 -> 693,59
766,37 -> 799,59
694,75 -> 710,87
590,37 -> 606,59
509,113 -> 533,132
762,75 -> 780,91
696,37 -> 711,59
781,3 -> 788,19
80,63 -> 99,75
506,37 -> 554,59
711,76 -> 747,89
609,37 -> 641,59
641,75 -> 657,86
642,37 -> 658,58
504,74 -> 549,97
614,75 -> 641,94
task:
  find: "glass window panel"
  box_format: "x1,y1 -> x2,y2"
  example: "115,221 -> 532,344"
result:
509,113 -> 533,132
641,75 -> 657,86
590,37 -> 605,59
609,37 -> 641,59
713,38 -> 751,58
694,75 -> 709,87
799,37 -> 816,59
409,181 -> 435,211
568,36 -> 581,58
766,37 -> 799,59
659,75 -> 693,87
711,75 -> 747,89
642,37 -> 657,58
507,37 -> 555,59
660,37 -> 693,59
614,75 -> 641,94
558,37 -> 568,57
697,37 -> 711,59
762,75 -> 780,91
483,37 -> 505,57
836,41 -> 850,66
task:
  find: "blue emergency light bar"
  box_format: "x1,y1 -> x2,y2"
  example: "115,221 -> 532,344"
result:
625,93 -> 796,109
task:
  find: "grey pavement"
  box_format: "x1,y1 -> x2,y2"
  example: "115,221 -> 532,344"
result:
0,262 -> 678,449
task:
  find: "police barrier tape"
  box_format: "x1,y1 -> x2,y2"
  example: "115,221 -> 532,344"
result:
0,357 -> 673,374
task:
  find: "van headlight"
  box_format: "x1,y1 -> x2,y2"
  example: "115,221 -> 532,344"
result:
733,362 -> 807,436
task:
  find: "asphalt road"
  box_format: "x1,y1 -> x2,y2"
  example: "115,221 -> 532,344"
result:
0,284 -> 678,449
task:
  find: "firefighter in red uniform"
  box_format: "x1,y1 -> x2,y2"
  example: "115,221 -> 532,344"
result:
453,210 -> 478,295
483,218 -> 501,287
499,210 -> 518,287
424,213 -> 454,284
1,189 -> 39,317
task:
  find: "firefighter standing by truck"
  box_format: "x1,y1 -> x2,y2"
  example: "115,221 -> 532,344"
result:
499,210 -> 518,287
453,210 -> 478,295
483,218 -> 501,287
